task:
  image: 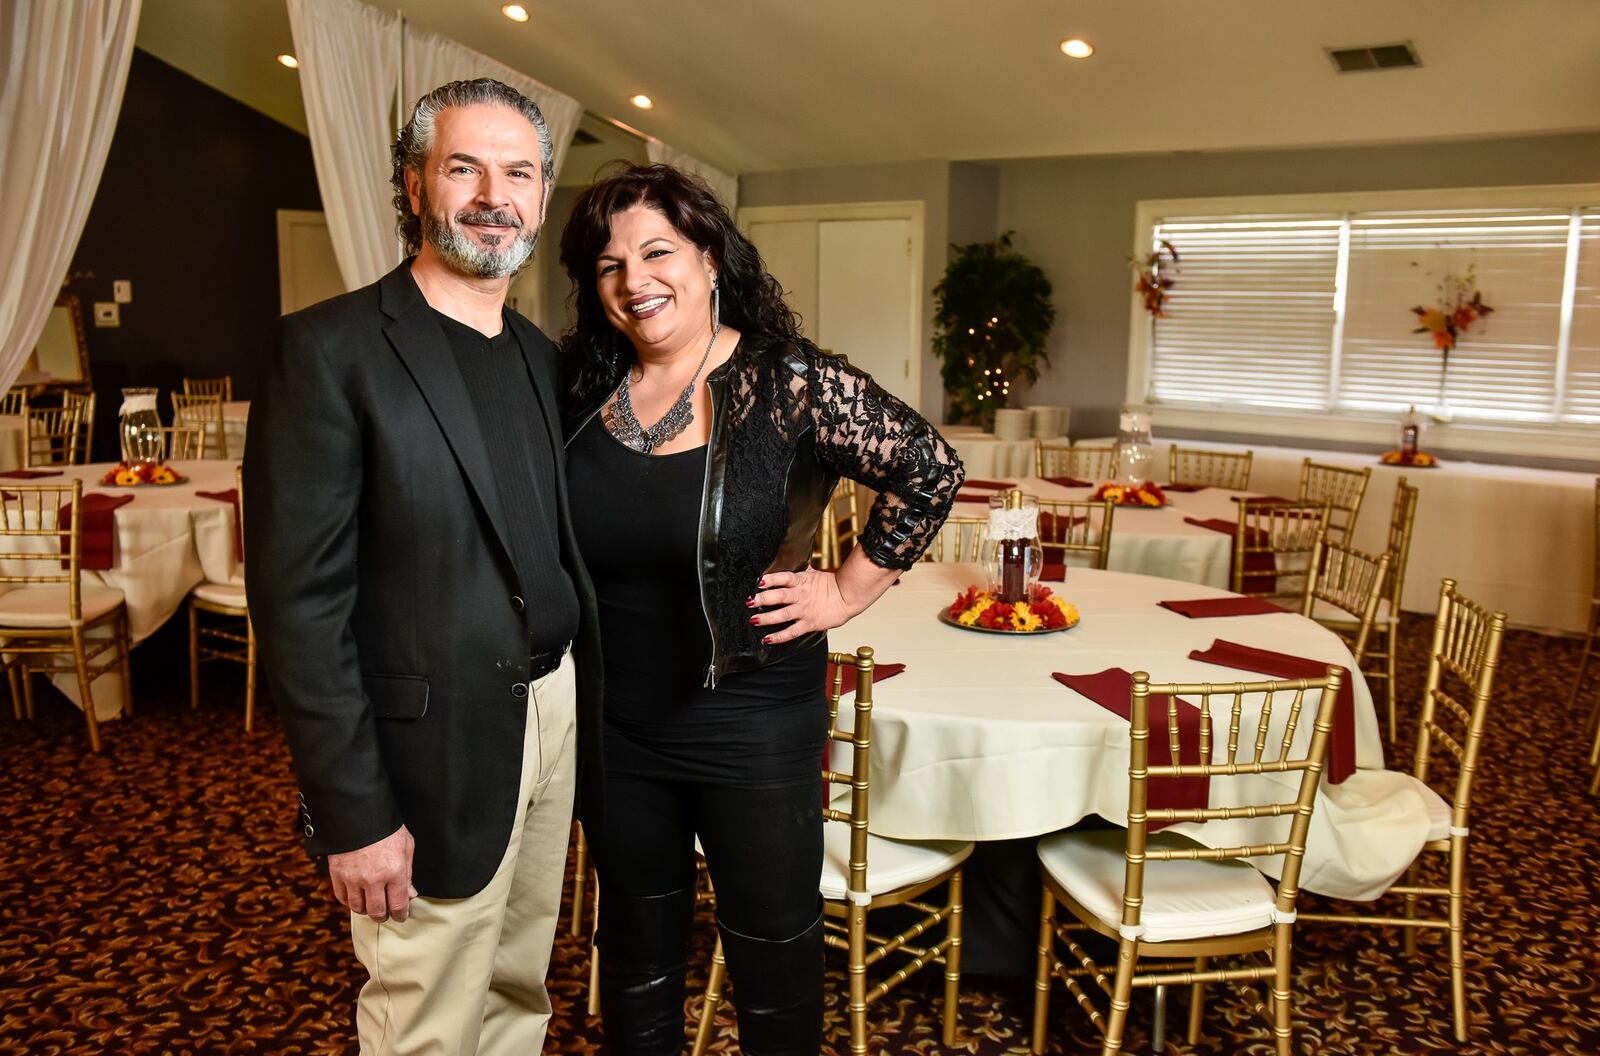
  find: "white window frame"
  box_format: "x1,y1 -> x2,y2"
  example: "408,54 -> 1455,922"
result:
1126,183 -> 1600,462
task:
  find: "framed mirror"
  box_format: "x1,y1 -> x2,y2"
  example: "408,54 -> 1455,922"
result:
27,293 -> 91,387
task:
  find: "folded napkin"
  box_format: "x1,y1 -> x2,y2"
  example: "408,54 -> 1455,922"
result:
955,491 -> 994,503
1186,639 -> 1354,784
823,661 -> 907,804
1159,597 -> 1289,618
59,493 -> 135,571
1038,509 -> 1088,582
1160,481 -> 1207,493
0,469 -> 65,479
1041,475 -> 1092,488
1051,667 -> 1209,829
197,488 -> 243,562
1230,494 -> 1293,505
1183,517 -> 1276,589
960,478 -> 1015,491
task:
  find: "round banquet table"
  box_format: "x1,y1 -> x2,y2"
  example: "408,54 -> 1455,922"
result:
1,461 -> 242,720
833,562 -> 1433,902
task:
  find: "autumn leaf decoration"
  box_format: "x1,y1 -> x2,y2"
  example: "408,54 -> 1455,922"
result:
1131,239 -> 1180,317
1410,264 -> 1493,362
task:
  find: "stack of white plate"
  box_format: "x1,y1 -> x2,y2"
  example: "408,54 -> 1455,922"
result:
1027,405 -> 1070,439
992,408 -> 1031,441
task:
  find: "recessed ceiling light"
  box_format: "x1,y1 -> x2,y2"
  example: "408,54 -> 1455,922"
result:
276,53 -> 299,69
501,3 -> 529,22
1059,38 -> 1095,59
630,94 -> 654,110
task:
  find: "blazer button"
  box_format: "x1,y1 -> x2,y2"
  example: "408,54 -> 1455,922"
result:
511,683 -> 528,698
511,595 -> 526,612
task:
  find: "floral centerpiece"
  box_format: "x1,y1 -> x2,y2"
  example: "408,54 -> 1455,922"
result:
1410,265 -> 1493,353
1379,450 -> 1440,467
101,461 -> 181,486
1091,480 -> 1167,507
948,582 -> 1079,632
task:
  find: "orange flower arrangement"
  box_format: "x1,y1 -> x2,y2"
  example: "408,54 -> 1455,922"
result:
1090,480 -> 1167,507
1410,266 -> 1493,356
948,583 -> 1080,632
100,461 -> 180,486
1379,450 -> 1439,467
1131,240 -> 1180,317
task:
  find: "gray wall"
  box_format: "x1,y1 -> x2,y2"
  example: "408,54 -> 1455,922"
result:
997,131 -> 1600,439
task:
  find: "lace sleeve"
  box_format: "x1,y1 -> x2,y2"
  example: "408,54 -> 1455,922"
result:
807,352 -> 965,569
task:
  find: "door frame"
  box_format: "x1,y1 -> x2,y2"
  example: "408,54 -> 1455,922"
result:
739,201 -> 924,408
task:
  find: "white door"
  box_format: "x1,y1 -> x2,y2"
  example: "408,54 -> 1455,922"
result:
276,210 -> 346,314
817,218 -> 916,410
747,220 -> 819,337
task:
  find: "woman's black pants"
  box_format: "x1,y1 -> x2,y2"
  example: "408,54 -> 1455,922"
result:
589,771 -> 825,1056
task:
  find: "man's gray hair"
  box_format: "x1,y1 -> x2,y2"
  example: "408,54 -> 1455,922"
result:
391,78 -> 554,257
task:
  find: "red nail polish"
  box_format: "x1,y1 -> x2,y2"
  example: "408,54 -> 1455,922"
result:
745,597 -> 755,607
762,635 -> 772,645
757,578 -> 767,588
749,615 -> 760,625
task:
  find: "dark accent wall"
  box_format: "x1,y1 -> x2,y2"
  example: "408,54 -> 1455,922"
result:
66,49 -> 322,459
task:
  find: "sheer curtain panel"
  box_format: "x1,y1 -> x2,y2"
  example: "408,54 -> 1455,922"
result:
286,0 -> 402,292
646,140 -> 738,211
0,0 -> 141,392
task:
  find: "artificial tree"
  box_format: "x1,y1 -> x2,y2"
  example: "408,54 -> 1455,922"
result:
931,232 -> 1055,428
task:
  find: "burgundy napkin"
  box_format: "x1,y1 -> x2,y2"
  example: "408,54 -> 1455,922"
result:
1230,494 -> 1293,505
1160,481 -> 1207,493
1041,475 -> 1092,488
197,488 -> 243,561
59,493 -> 134,571
955,491 -> 994,503
1159,597 -> 1289,618
1186,639 -> 1355,784
823,662 -> 907,803
0,469 -> 64,479
1183,517 -> 1276,591
1038,509 -> 1088,581
1051,667 -> 1209,829
961,478 -> 1015,491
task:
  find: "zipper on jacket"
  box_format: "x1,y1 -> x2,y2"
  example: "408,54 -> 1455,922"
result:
697,366 -> 729,688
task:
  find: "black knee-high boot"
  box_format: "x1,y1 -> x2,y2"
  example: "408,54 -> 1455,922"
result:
717,908 -> 825,1056
597,887 -> 695,1056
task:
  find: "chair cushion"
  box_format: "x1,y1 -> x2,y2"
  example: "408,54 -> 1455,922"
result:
192,580 -> 247,607
1313,597 -> 1393,627
1037,827 -> 1277,944
819,821 -> 972,901
0,585 -> 125,627
1414,781 -> 1454,842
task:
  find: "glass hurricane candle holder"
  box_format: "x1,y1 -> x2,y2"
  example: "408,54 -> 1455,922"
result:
118,387 -> 162,464
983,490 -> 1043,603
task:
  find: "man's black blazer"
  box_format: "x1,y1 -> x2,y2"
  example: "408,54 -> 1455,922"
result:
243,261 -> 602,899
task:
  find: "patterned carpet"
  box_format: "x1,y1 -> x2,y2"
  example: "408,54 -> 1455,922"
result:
2,616 -> 1598,1055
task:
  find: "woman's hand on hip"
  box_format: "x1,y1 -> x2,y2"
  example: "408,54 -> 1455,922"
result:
748,549 -> 901,644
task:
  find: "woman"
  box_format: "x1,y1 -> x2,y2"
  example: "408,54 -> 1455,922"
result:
560,164 -> 963,1056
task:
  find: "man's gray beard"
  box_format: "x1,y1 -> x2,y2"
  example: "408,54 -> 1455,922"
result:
420,196 -> 540,279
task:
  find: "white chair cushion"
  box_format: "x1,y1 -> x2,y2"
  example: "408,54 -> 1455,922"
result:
820,821 -> 972,901
192,580 -> 247,607
1312,596 -> 1394,627
1414,781 -> 1454,842
1038,827 -> 1277,944
0,585 -> 125,627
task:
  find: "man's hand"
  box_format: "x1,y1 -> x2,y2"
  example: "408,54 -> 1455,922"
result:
329,825 -> 417,923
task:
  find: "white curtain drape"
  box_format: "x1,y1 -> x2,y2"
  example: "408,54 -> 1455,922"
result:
286,0 -> 402,292
0,0 -> 141,392
646,141 -> 738,211
403,23 -> 583,190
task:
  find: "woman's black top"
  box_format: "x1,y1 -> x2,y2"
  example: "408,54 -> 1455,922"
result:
568,421 -> 827,788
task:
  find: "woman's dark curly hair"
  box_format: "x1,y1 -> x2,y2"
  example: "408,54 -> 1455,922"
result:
559,164 -> 802,407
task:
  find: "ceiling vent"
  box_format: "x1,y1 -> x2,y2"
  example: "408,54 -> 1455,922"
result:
1326,41 -> 1421,73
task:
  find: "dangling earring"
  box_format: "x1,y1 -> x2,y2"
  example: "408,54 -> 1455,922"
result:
711,279 -> 721,325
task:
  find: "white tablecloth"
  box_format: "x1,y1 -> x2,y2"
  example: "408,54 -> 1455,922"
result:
0,461 -> 242,719
944,433 -> 1039,478
833,563 -> 1431,901
1128,440 -> 1596,633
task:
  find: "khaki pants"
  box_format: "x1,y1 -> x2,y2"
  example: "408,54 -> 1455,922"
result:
350,653 -> 578,1056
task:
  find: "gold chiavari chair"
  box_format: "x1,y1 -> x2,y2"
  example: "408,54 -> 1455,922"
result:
1572,479 -> 1599,737
1036,439 -> 1074,476
1233,500 -> 1330,602
1068,443 -> 1119,482
188,467 -> 256,729
62,391 -> 95,464
1314,479 -> 1418,742
159,425 -> 207,461
171,391 -> 227,459
1298,460 -> 1370,546
0,481 -> 133,752
1,386 -> 29,417
1169,444 -> 1253,490
1301,579 -> 1507,1042
23,404 -> 85,468
813,479 -> 860,570
1031,666 -> 1346,1056
1300,539 -> 1390,666
695,647 -> 970,1056
1037,498 -> 1116,571
182,375 -> 234,402
924,513 -> 987,563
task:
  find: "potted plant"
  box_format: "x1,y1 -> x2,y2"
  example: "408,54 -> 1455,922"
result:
932,232 -> 1056,429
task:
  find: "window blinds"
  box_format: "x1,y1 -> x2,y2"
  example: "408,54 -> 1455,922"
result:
1564,209 -> 1600,424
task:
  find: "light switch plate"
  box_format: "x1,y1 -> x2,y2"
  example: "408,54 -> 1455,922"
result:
93,302 -> 121,327
113,280 -> 132,303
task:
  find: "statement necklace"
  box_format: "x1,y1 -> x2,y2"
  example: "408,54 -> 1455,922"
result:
604,318 -> 722,454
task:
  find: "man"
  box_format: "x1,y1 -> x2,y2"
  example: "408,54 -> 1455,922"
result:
245,79 -> 601,1055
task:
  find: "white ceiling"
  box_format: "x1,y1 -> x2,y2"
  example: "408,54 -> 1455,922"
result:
136,0 -> 1600,177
